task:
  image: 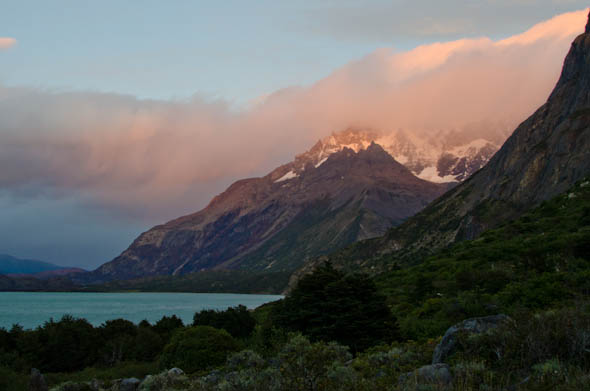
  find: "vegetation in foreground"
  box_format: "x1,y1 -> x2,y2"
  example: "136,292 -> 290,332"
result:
1,180 -> 589,390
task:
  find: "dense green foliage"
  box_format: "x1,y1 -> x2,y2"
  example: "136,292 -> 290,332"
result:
159,326 -> 240,373
272,262 -> 399,352
375,179 -> 590,340
0,315 -> 178,375
0,306 -> 260,387
193,305 -> 256,338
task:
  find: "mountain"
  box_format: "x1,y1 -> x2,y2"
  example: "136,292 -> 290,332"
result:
296,12 -> 590,278
298,127 -> 503,184
0,274 -> 81,292
0,254 -> 66,275
87,142 -> 448,282
7,268 -> 87,279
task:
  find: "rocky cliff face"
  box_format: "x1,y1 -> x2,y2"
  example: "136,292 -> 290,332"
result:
89,143 -> 447,282
299,13 -> 590,276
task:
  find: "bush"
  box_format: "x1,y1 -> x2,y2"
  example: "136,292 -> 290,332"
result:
278,335 -> 355,391
0,366 -> 28,391
457,306 -> 590,373
159,326 -> 240,373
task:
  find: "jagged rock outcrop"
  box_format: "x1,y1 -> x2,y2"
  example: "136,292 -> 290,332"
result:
86,142 -> 447,282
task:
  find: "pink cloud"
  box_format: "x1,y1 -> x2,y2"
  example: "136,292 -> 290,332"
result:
0,37 -> 16,49
0,9 -> 586,220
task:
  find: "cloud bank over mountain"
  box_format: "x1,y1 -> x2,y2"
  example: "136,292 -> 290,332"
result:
0,9 -> 586,223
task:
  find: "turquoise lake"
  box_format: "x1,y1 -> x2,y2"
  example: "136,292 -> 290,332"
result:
0,292 -> 282,329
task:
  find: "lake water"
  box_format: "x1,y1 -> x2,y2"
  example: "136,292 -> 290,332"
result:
0,292 -> 282,329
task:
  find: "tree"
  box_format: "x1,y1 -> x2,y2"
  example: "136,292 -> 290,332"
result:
98,318 -> 137,365
133,326 -> 164,362
153,315 -> 184,341
36,315 -> 99,372
193,305 -> 256,338
273,262 -> 399,352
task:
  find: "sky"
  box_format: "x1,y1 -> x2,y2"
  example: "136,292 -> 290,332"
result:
0,1 -> 588,269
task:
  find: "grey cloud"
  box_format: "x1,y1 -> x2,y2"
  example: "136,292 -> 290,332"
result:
295,0 -> 588,42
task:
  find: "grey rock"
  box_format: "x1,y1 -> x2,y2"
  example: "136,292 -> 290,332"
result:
203,369 -> 221,384
399,363 -> 452,387
29,368 -> 48,391
167,367 -> 184,376
432,314 -> 511,364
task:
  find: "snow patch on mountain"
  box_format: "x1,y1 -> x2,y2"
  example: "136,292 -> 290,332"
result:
417,166 -> 460,183
275,170 -> 298,182
315,157 -> 329,168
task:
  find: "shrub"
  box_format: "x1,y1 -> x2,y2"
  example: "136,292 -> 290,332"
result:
277,334 -> 352,391
0,366 -> 28,391
159,326 -> 240,373
457,307 -> 590,373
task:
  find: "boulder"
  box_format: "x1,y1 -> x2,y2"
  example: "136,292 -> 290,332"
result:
29,368 -> 48,391
167,368 -> 184,376
432,314 -> 511,364
399,363 -> 452,387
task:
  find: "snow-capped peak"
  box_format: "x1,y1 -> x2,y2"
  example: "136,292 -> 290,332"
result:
269,127 -> 502,184
291,128 -> 501,183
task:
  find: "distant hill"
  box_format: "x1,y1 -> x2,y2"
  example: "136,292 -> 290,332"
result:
0,254 -> 69,275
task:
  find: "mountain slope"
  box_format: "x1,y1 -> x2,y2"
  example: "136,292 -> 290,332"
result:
88,143 -> 447,282
376,177 -> 590,340
0,254 -> 65,275
296,12 -> 590,277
